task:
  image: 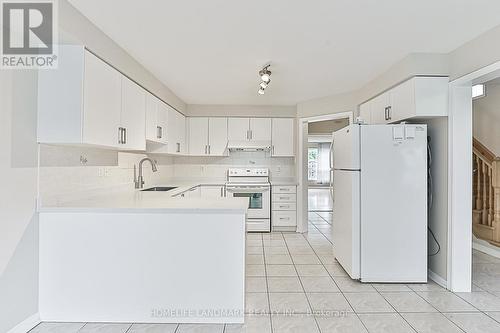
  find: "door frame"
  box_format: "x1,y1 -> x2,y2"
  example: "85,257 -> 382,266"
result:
447,61 -> 500,292
296,111 -> 354,233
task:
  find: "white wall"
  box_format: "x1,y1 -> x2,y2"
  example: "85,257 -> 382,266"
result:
473,82 -> 500,156
186,105 -> 296,117
425,118 -> 449,280
0,71 -> 39,333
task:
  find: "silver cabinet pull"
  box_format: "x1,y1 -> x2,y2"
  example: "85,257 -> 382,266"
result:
220,186 -> 223,197
157,126 -> 162,139
123,128 -> 127,144
205,145 -> 207,154
118,127 -> 123,144
387,106 -> 392,120
176,142 -> 180,153
246,130 -> 250,140
250,130 -> 253,140
208,145 -> 211,155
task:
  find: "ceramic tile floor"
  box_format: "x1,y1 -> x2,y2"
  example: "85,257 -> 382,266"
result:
30,212 -> 500,333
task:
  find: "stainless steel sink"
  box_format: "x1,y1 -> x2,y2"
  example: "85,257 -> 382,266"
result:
141,186 -> 178,192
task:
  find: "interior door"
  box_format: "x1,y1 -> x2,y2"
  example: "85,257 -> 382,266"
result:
332,169 -> 360,279
121,76 -> 146,150
188,117 -> 209,155
82,51 -> 121,147
250,118 -> 271,141
208,117 -> 228,155
228,118 -> 249,141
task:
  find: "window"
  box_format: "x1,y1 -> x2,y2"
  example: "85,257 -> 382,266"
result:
472,84 -> 486,99
308,147 -> 319,181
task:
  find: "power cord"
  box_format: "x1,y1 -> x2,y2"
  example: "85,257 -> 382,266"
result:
427,136 -> 441,257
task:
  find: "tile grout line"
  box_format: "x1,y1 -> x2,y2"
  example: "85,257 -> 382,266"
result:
282,232 -> 323,333
260,232 -> 274,333
300,226 -> 372,333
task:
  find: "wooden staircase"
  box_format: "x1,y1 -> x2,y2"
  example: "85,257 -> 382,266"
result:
473,138 -> 500,246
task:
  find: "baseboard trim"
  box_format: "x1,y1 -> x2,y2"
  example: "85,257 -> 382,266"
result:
7,313 -> 40,333
473,241 -> 500,259
428,269 -> 447,289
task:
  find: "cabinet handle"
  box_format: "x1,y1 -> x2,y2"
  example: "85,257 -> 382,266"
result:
157,126 -> 162,139
208,145 -> 211,155
123,128 -> 127,144
272,145 -> 275,155
220,187 -> 223,197
387,106 -> 392,120
118,127 -> 123,144
205,145 -> 207,154
177,142 -> 180,153
384,107 -> 388,121
279,217 -> 291,221
246,130 -> 249,140
250,130 -> 253,140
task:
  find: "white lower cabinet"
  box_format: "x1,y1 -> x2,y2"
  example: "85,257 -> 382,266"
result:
271,185 -> 297,231
200,185 -> 226,198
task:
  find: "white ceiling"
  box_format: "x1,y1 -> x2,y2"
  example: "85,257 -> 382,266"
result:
68,0 -> 500,106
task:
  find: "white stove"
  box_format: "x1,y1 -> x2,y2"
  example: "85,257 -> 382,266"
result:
226,168 -> 271,232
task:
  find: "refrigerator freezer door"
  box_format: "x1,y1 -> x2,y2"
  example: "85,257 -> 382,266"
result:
333,124 -> 360,170
360,124 -> 427,282
332,169 -> 360,279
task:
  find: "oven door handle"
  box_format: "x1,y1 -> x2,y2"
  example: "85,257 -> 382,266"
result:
226,186 -> 270,193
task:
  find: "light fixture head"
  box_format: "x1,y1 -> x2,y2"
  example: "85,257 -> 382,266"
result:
260,80 -> 269,89
259,65 -> 272,83
258,88 -> 265,95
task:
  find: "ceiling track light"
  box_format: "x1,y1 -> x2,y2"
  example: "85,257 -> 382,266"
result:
258,64 -> 272,95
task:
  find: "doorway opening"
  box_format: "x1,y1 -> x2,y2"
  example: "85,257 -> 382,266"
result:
296,112 -> 352,234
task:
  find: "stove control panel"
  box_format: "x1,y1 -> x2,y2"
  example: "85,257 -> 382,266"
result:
228,168 -> 269,177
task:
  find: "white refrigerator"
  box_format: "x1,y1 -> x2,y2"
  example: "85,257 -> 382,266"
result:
332,123 -> 428,283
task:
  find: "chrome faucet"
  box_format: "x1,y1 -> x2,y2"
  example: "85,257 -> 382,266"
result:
135,158 -> 158,189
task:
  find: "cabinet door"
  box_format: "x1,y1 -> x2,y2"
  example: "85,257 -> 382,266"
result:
208,118 -> 228,156
271,118 -> 294,156
177,112 -> 186,154
200,186 -> 224,198
250,118 -> 271,141
167,106 -> 179,153
390,79 -> 414,123
120,77 -> 146,150
157,103 -> 168,144
145,93 -> 159,142
82,51 -> 121,147
188,117 -> 209,155
359,102 -> 371,124
370,93 -> 390,124
228,118 -> 249,141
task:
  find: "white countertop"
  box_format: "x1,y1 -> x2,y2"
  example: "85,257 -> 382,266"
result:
270,178 -> 298,186
38,179 -> 248,214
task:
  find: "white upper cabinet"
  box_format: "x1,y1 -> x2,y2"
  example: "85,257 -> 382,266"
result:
145,94 -> 168,144
120,76 -> 146,150
82,50 -> 122,147
167,106 -> 186,154
208,118 -> 228,155
271,118 -> 294,157
359,76 -> 449,125
359,101 -> 372,124
228,117 -> 271,141
228,118 -> 250,141
250,118 -> 272,141
187,117 -> 227,156
38,45 -> 149,150
188,117 -> 209,155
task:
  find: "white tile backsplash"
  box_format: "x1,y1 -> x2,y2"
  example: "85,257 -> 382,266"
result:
38,146 -> 295,206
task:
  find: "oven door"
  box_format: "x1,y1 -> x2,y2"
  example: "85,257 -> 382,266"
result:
226,185 -> 270,219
